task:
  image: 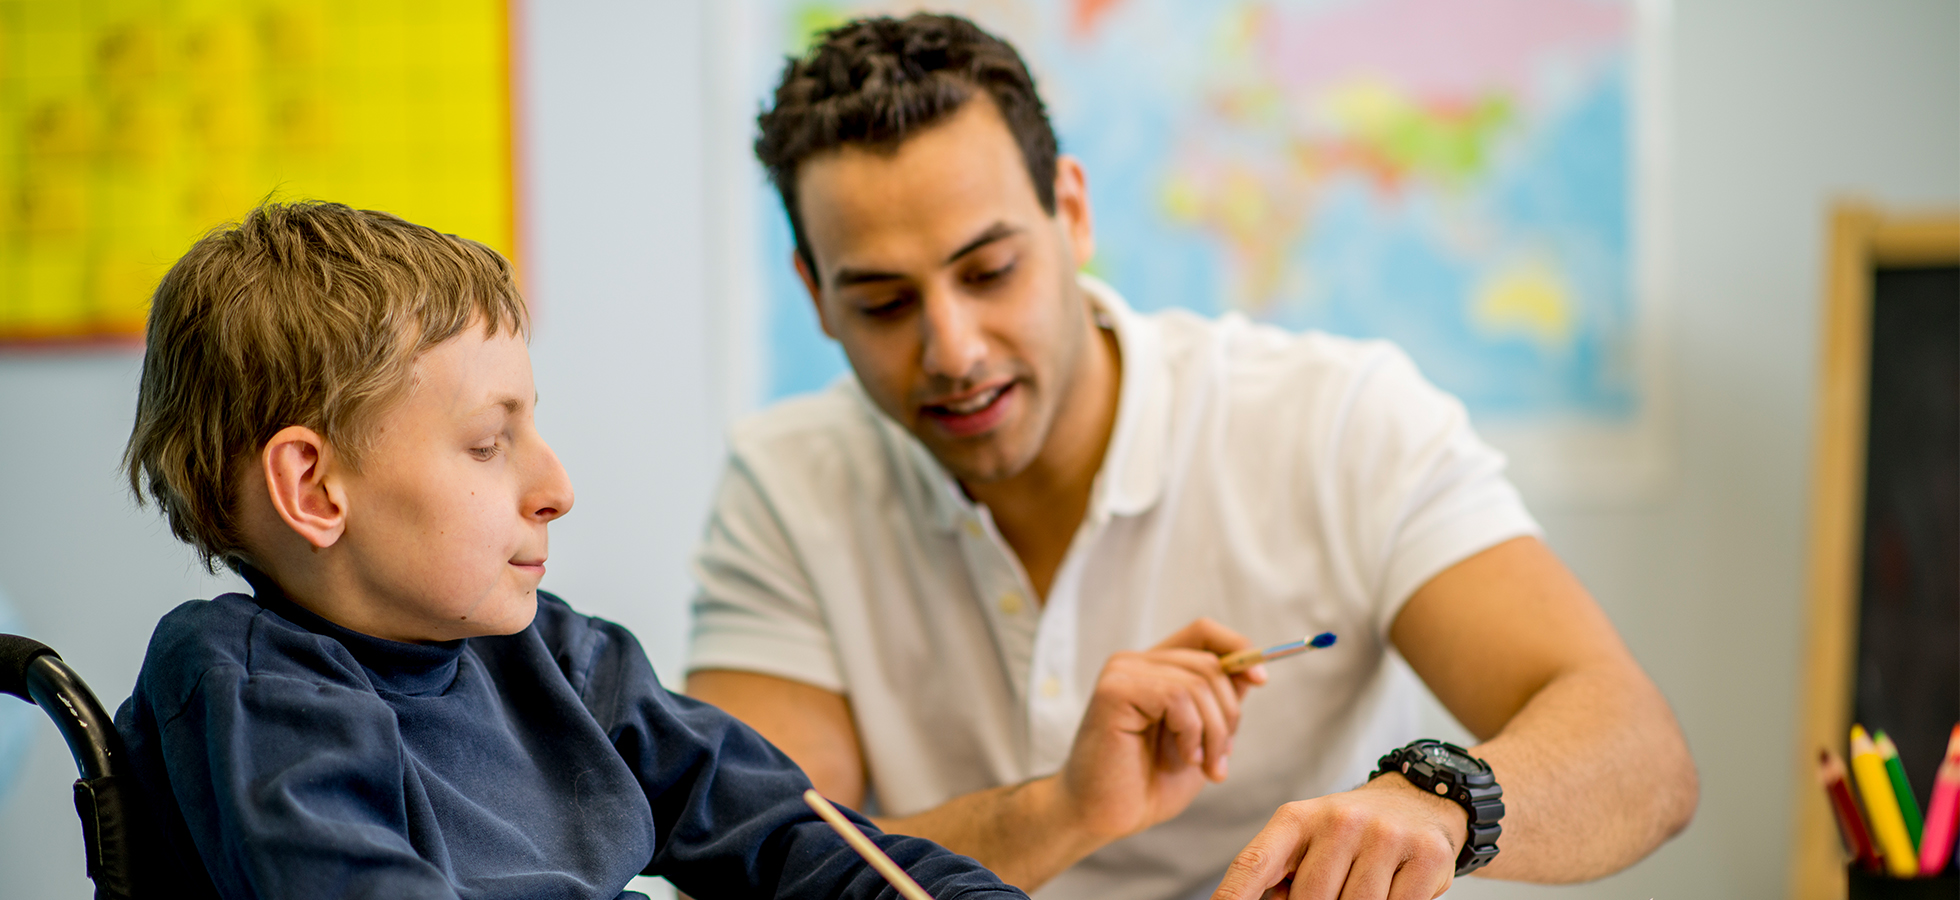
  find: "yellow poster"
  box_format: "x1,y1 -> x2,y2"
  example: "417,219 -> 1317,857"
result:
0,0 -> 515,344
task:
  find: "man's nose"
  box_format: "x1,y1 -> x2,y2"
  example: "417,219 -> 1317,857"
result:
918,290 -> 986,380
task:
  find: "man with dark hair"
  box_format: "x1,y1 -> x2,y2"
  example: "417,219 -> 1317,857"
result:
689,13 -> 1697,900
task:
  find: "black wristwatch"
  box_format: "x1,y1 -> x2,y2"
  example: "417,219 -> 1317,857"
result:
1371,740 -> 1504,876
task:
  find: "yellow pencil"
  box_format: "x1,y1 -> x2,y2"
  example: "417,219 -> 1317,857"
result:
1852,725 -> 1920,876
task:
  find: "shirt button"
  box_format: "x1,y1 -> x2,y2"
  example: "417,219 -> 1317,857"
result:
998,591 -> 1025,615
963,519 -> 984,538
1039,677 -> 1061,698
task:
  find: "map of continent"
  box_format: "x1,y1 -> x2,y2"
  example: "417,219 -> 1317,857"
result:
754,0 -> 1640,425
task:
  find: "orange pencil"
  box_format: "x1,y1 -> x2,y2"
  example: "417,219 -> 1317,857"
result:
1919,725 -> 1960,875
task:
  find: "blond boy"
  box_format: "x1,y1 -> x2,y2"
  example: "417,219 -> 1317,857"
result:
113,201 -> 1025,900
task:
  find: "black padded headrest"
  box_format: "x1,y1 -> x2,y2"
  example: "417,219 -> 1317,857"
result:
0,634 -> 58,703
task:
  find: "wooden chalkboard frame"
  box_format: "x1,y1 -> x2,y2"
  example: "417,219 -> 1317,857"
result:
1790,204 -> 1960,898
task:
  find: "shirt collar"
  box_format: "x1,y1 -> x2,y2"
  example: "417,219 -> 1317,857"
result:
873,274 -> 1173,533
238,563 -> 467,695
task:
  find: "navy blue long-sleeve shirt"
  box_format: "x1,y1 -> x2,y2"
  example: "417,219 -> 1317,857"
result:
114,576 -> 1027,900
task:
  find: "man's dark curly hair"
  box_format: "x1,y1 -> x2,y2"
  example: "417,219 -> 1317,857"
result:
755,13 -> 1060,277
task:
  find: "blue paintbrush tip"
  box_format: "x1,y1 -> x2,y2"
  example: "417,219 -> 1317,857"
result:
1308,632 -> 1337,649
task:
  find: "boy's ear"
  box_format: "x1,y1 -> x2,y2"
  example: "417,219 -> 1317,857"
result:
262,426 -> 346,550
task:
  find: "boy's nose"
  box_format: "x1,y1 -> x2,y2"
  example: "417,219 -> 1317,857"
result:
525,441 -> 575,523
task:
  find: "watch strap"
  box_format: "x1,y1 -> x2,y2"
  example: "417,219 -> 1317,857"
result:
1371,740 -> 1504,877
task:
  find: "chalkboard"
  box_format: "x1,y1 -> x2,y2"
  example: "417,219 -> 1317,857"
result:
1793,207 -> 1960,899
1855,264 -> 1960,807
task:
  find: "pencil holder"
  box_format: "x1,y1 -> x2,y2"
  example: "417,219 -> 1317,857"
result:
1847,867 -> 1960,899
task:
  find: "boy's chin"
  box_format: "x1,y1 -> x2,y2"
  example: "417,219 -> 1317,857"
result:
471,589 -> 542,637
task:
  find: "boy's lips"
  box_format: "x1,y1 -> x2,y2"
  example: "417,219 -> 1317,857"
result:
920,381 -> 1015,438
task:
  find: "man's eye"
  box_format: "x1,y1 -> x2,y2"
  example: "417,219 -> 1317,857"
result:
968,262 -> 1015,285
861,296 -> 913,318
469,444 -> 501,461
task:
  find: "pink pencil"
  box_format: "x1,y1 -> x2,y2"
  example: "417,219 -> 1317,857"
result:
1918,725 -> 1960,874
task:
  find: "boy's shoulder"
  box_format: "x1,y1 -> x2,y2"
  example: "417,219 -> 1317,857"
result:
521,590 -> 661,699
135,592 -> 370,709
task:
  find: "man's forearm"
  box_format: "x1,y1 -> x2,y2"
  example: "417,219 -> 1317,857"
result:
1469,661 -> 1698,881
869,775 -> 1108,891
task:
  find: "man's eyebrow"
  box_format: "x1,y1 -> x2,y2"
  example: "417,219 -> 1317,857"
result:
832,267 -> 903,289
827,222 -> 1024,289
942,222 -> 1021,265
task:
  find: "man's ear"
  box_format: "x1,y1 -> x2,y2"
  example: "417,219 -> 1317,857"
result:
793,251 -> 838,340
1054,154 -> 1096,271
261,426 -> 347,550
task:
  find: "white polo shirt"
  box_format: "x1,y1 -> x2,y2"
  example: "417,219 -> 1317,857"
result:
687,277 -> 1539,900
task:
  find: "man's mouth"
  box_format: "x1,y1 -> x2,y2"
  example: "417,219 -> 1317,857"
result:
921,382 -> 1014,437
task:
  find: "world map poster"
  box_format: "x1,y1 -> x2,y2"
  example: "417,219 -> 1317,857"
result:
742,0 -> 1669,503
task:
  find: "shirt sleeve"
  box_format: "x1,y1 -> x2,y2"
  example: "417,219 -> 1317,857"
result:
155,664 -> 459,900
1326,343 -> 1543,640
686,453 -> 847,693
579,616 -> 1026,900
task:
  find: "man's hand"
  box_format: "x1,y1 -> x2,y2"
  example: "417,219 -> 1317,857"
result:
1213,536 -> 1698,898
1057,618 -> 1270,841
690,617 -> 1271,891
1210,774 -> 1465,900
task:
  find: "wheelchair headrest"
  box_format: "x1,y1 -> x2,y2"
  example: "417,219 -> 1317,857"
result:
0,633 -> 59,703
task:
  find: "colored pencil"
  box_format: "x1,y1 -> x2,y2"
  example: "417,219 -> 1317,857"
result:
1820,747 -> 1883,871
803,790 -> 937,900
1853,725 -> 1920,876
1918,725 -> 1960,875
1875,731 -> 1926,848
1219,632 -> 1337,675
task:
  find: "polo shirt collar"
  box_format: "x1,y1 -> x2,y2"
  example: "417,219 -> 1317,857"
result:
874,274 -> 1172,533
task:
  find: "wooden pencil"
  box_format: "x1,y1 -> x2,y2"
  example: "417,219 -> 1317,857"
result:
803,789 -> 937,900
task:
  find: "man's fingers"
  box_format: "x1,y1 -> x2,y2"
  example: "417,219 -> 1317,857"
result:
1385,852 -> 1452,900
1210,808 -> 1312,900
1153,616 -> 1256,655
1283,809 -> 1358,900
1151,648 -> 1245,729
1183,671 -> 1233,779
1137,657 -> 1236,777
1330,840 -> 1400,900
1161,688 -> 1207,766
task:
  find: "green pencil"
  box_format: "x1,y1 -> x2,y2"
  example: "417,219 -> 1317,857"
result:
1876,731 -> 1925,848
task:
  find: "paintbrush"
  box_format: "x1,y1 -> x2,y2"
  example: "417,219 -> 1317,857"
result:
1219,632 -> 1337,675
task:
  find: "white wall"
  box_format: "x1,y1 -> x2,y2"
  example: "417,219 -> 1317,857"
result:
0,3 -> 718,897
1,1 -> 1955,897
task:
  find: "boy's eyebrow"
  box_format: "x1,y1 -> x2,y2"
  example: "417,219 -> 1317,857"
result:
471,394 -> 532,417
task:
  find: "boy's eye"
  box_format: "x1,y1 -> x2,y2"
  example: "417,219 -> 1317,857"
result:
469,444 -> 501,461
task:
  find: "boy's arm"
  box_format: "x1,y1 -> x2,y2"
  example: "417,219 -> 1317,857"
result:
581,618 -> 1027,900
157,667 -> 460,900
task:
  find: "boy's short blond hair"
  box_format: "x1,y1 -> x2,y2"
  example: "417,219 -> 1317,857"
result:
124,201 -> 530,571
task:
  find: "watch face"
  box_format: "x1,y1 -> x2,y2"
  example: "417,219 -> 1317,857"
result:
1422,743 -> 1477,773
